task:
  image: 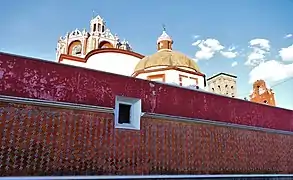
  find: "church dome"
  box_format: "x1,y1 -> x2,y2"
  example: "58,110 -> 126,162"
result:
134,49 -> 200,72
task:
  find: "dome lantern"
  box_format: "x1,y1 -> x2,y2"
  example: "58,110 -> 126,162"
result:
157,25 -> 173,51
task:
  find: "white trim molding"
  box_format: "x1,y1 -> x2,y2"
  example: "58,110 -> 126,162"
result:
114,96 -> 142,130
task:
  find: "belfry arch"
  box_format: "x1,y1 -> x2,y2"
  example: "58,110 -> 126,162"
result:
98,41 -> 114,49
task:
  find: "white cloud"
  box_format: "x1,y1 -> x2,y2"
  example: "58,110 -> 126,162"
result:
203,39 -> 225,51
247,40 -> 293,85
249,60 -> 293,84
193,35 -> 200,39
284,34 -> 292,38
193,38 -> 224,60
245,49 -> 266,66
192,38 -> 240,60
279,44 -> 293,61
231,61 -> 238,67
249,39 -> 270,51
245,38 -> 270,67
195,50 -> 215,60
220,45 -> 239,58
220,51 -> 238,58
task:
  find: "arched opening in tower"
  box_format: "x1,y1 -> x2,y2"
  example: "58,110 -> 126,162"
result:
99,41 -> 114,49
68,40 -> 82,56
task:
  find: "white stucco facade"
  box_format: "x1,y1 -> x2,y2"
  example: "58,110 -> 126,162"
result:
135,66 -> 205,89
60,52 -> 141,76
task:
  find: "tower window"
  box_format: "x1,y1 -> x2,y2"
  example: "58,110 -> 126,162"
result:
231,86 -> 234,89
212,88 -> 215,91
118,104 -> 131,124
102,25 -> 105,32
264,100 -> 268,104
93,24 -> 97,32
98,24 -> 101,31
225,85 -> 228,88
114,96 -> 142,130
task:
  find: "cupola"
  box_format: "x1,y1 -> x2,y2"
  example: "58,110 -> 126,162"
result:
157,26 -> 173,51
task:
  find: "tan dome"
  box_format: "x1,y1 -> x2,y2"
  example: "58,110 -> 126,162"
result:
134,50 -> 200,72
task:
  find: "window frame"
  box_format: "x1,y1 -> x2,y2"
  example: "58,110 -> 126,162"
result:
114,96 -> 142,130
147,74 -> 166,82
179,75 -> 198,87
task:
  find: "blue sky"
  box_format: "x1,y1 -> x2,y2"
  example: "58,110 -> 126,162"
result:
0,0 -> 293,110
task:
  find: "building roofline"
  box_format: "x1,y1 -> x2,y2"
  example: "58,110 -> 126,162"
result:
84,48 -> 144,60
207,72 -> 237,81
58,48 -> 145,63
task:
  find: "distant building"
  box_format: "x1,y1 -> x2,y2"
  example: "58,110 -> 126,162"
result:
249,79 -> 276,106
207,72 -> 237,98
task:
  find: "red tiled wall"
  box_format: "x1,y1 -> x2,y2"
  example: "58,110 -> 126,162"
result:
0,102 -> 292,176
0,53 -> 292,132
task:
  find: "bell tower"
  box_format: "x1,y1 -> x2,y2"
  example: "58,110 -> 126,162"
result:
56,12 -> 134,62
249,80 -> 276,106
157,25 -> 173,51
90,14 -> 106,34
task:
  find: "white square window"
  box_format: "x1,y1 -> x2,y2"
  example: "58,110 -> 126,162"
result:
114,96 -> 142,130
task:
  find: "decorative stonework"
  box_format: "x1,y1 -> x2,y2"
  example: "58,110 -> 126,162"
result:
56,15 -> 132,61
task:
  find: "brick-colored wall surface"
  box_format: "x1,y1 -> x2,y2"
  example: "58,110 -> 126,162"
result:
0,102 -> 292,176
0,53 -> 292,132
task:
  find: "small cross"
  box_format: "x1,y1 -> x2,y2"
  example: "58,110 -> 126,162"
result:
162,24 -> 166,31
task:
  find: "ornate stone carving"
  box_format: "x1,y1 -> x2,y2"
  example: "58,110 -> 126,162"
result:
72,44 -> 82,55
